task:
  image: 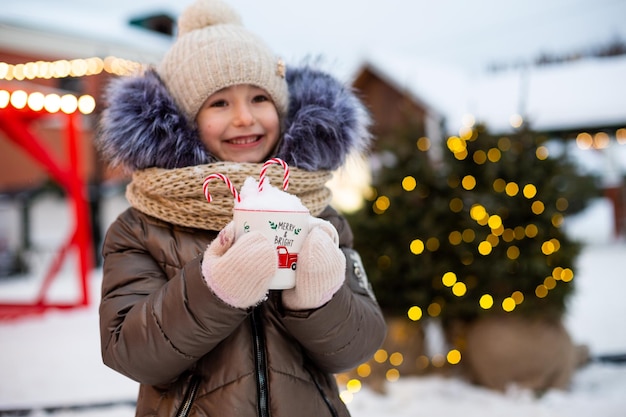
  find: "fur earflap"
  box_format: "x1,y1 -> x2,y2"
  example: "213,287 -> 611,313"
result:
97,69 -> 210,171
96,65 -> 371,172
277,66 -> 372,171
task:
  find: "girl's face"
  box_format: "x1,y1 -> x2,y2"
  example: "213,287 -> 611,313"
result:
196,84 -> 280,163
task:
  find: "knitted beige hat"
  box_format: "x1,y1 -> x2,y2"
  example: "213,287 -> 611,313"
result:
158,0 -> 289,122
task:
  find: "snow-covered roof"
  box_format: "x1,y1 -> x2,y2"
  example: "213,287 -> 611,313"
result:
361,52 -> 626,136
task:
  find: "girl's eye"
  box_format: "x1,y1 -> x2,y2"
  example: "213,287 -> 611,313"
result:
209,99 -> 227,108
252,95 -> 269,103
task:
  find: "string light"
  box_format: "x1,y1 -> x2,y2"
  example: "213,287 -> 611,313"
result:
0,56 -> 142,80
1,56 -> 141,116
0,88 -> 96,115
416,136 -> 431,151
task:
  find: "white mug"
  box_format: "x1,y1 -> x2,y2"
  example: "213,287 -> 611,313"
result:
233,207 -> 310,289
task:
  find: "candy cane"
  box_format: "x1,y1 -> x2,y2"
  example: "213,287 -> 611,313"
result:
203,173 -> 240,203
259,158 -> 289,192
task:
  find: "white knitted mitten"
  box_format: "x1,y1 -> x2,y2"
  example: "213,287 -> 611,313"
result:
282,218 -> 346,310
202,221 -> 277,309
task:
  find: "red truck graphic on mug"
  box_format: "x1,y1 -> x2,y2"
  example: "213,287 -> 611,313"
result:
277,246 -> 298,270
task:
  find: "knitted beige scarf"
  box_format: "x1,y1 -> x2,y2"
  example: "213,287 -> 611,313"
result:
126,162 -> 333,231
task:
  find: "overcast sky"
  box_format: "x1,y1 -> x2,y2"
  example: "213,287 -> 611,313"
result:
175,0 -> 626,77
7,0 -> 626,79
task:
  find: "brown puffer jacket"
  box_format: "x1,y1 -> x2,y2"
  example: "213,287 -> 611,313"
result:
99,205 -> 386,416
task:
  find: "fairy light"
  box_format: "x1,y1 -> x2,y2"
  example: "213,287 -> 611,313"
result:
427,302 -> 442,317
493,178 -> 506,192
0,56 -> 142,80
339,391 -> 353,404
506,246 -> 520,259
373,349 -> 388,363
27,91 -> 45,111
535,285 -> 548,298
556,197 -> 569,211
426,237 -> 440,251
402,176 -> 417,191
0,89 -> 96,115
525,224 -> 538,237
617,128 -> 626,144
487,215 -> 502,229
448,231 -> 462,245
523,184 -> 537,199
346,379 -> 362,393
447,349 -> 462,365
447,136 -> 465,153
477,241 -> 492,255
561,268 -> 574,282
60,94 -> 78,114
531,201 -> 545,215
43,94 -> 61,113
509,113 -> 523,128
541,241 -> 555,255
487,148 -> 501,162
502,228 -> 515,242
544,276 -> 557,290
462,229 -> 475,243
356,363 -> 371,378
9,90 -> 27,109
416,136 -> 431,151
462,113 -> 476,128
461,175 -> 476,190
442,272 -> 457,287
473,149 -> 487,164
407,306 -> 423,321
505,182 -> 519,196
77,95 -> 96,114
502,297 -> 516,312
389,352 -> 404,367
576,132 -> 593,149
386,369 -> 400,382
593,132 -> 610,149
479,294 -> 494,309
431,354 -> 445,368
0,90 -> 9,107
449,197 -> 464,213
373,195 -> 390,214
498,137 -> 512,151
536,146 -> 549,160
416,355 -> 429,370
410,239 -> 425,255
486,233 -> 500,246
470,204 -> 487,221
459,126 -> 474,141
452,282 -> 467,296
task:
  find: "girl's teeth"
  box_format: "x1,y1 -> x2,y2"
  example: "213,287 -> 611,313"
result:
230,136 -> 257,144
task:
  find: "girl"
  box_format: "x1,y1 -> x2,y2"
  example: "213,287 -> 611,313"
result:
97,0 -> 386,415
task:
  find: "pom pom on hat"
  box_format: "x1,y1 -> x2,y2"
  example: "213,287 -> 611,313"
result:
177,0 -> 242,33
158,0 -> 288,122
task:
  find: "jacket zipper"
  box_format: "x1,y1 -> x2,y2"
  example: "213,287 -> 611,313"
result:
175,374 -> 201,417
251,307 -> 270,417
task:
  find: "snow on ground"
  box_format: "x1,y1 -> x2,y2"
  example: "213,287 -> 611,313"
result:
0,195 -> 625,416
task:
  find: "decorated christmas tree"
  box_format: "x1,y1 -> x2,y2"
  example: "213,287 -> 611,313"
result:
347,123 -> 599,324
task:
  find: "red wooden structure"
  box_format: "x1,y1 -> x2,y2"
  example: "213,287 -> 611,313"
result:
0,102 -> 93,319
